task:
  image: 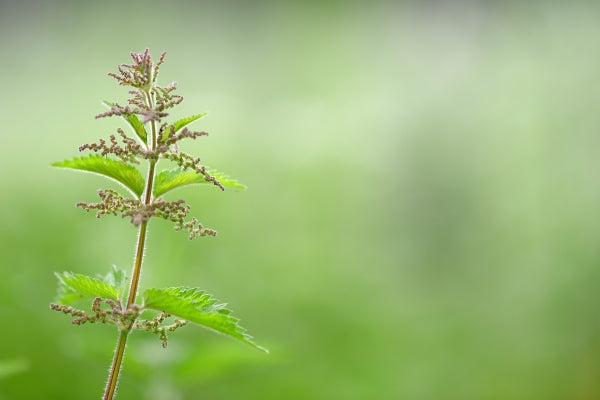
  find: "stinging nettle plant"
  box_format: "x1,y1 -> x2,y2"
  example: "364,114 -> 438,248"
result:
50,49 -> 267,400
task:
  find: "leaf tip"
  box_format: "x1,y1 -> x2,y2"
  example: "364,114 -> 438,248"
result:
256,344 -> 269,354
50,160 -> 67,168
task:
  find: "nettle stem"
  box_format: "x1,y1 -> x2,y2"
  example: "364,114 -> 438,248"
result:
103,219 -> 148,400
103,330 -> 128,400
103,89 -> 158,400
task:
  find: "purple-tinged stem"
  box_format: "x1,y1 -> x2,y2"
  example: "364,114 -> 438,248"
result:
103,86 -> 158,400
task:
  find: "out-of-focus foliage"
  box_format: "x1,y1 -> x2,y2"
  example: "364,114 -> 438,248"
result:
1,1 -> 600,399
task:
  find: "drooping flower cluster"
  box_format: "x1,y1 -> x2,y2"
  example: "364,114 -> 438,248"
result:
161,150 -> 225,191
133,312 -> 187,348
50,297 -> 187,347
78,189 -> 217,238
50,297 -> 140,330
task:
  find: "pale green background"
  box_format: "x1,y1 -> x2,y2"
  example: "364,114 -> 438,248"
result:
1,1 -> 599,399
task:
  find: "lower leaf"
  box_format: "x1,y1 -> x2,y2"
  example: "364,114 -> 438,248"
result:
143,287 -> 268,353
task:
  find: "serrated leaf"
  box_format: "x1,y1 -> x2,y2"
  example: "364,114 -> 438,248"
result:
143,287 -> 267,353
103,266 -> 127,302
52,155 -> 145,197
124,114 -> 147,144
154,167 -> 247,197
55,271 -> 121,305
161,113 -> 208,142
173,113 -> 207,133
103,101 -> 148,144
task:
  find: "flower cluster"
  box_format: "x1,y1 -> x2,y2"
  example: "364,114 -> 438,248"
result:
77,189 -> 217,237
133,312 -> 187,348
162,150 -> 225,191
74,48 -> 225,237
98,49 -> 180,124
50,297 -> 140,331
50,298 -> 188,347
77,189 -> 139,221
158,125 -> 209,146
79,128 -> 145,164
108,49 -> 164,89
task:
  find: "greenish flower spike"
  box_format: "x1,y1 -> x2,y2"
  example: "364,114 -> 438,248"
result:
50,49 -> 265,400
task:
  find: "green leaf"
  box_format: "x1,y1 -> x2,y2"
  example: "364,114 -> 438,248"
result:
124,114 -> 147,144
52,155 -> 145,197
55,271 -> 122,305
103,101 -> 148,144
154,167 -> 247,197
103,265 -> 127,302
173,113 -> 207,133
143,287 -> 267,353
162,113 -> 208,142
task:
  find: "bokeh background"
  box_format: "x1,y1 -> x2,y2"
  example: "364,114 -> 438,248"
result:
1,1 -> 600,399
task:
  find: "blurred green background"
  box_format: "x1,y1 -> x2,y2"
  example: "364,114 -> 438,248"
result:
1,1 -> 600,399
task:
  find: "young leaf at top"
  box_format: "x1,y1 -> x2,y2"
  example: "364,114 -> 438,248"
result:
154,167 -> 247,197
55,271 -> 122,305
52,155 -> 145,198
103,101 -> 148,144
103,266 -> 127,303
143,287 -> 268,353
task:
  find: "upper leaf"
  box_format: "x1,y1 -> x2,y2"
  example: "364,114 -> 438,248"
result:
173,113 -> 207,132
55,271 -> 122,305
103,101 -> 148,144
143,287 -> 267,353
52,155 -> 145,198
162,113 -> 208,142
124,114 -> 148,144
154,167 -> 247,197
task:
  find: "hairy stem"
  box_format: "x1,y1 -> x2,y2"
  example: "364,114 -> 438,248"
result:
145,90 -> 158,150
103,88 -> 158,400
126,220 -> 149,307
103,331 -> 128,400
